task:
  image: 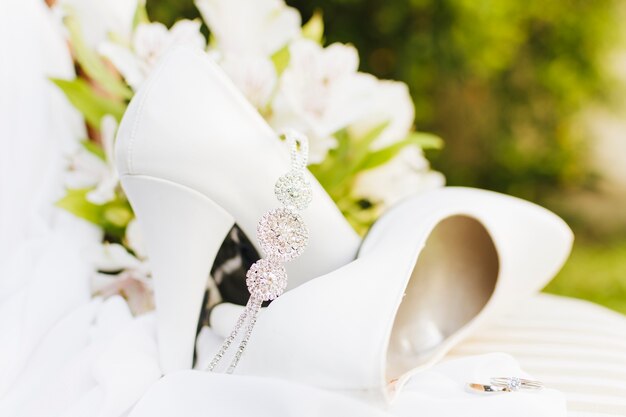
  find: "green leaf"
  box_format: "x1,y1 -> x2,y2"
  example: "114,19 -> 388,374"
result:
101,198 -> 133,240
404,131 -> 444,150
348,121 -> 390,169
358,132 -> 443,172
302,10 -> 324,43
51,78 -> 126,128
271,45 -> 291,76
357,142 -> 408,172
309,122 -> 389,198
81,139 -> 106,161
309,129 -> 346,186
335,196 -> 380,236
56,188 -> 103,225
56,188 -> 134,241
308,124 -> 443,237
132,0 -> 149,29
64,13 -> 133,99
103,205 -> 133,228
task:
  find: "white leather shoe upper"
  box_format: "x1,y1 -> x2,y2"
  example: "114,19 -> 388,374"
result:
115,45 -> 360,288
210,187 -> 573,402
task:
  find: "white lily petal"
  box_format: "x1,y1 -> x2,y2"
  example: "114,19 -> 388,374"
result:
84,116 -> 119,205
86,174 -> 118,205
100,20 -> 205,91
323,43 -> 360,76
220,55 -> 277,110
133,22 -> 171,70
168,19 -> 206,50
64,149 -> 109,189
63,170 -> 99,190
100,115 -> 118,166
353,147 -> 445,211
347,80 -> 415,149
125,219 -> 146,259
196,0 -> 300,56
93,243 -> 145,273
269,40 -> 364,162
56,0 -> 138,48
92,271 -> 154,315
99,42 -> 145,90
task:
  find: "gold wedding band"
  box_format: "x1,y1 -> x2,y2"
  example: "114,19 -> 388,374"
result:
467,383 -> 510,393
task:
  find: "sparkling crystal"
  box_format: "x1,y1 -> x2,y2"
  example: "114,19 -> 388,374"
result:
508,377 -> 522,391
246,259 -> 288,301
257,207 -> 309,261
274,171 -> 312,210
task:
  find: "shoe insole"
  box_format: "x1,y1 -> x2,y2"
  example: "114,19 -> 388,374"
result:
387,215 -> 499,379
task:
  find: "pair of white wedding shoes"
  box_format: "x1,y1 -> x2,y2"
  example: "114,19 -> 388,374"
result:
115,46 -> 573,402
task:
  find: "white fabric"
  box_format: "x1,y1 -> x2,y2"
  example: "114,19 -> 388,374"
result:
0,1 -> 623,417
448,294 -> 626,417
0,0 -> 96,400
128,354 -> 565,417
0,297 -> 161,417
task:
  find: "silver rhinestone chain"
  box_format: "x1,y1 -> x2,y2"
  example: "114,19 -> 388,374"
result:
208,130 -> 312,374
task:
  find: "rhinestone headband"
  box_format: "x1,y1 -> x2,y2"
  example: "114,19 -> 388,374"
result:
208,130 -> 311,373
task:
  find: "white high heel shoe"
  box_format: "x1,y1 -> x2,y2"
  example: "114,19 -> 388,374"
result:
208,187 -> 573,402
115,46 -> 360,373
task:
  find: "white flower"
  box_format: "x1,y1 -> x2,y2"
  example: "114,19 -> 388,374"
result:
134,20 -> 206,69
352,147 -> 445,211
270,39 -> 417,164
347,79 -> 415,149
64,115 -> 119,205
92,271 -> 154,315
56,0 -> 138,48
90,242 -> 153,314
195,0 -> 300,56
219,55 -> 278,110
125,219 -> 146,259
346,78 -> 444,209
196,0 -> 300,110
87,115 -> 118,204
92,242 -> 146,273
270,40 -> 364,163
64,147 -> 110,190
100,20 -> 206,90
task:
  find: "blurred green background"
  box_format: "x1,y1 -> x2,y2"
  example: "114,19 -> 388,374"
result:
147,0 -> 626,314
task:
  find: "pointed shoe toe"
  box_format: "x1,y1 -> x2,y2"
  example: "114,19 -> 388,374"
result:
209,187 -> 573,402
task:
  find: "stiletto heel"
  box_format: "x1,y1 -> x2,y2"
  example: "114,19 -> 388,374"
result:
120,174 -> 235,373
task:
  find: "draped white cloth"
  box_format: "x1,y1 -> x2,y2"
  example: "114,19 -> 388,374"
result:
448,294 -> 626,417
0,1 -> 624,416
0,0 -> 94,401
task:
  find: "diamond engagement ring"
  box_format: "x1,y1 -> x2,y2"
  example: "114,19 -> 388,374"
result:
490,377 -> 544,391
468,377 -> 544,394
207,129 -> 311,374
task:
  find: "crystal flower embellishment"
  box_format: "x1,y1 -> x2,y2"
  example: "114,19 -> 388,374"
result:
209,130 -> 311,373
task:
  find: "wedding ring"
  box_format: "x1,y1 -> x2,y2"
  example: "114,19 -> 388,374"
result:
467,377 -> 544,394
467,383 -> 510,393
490,377 -> 543,392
